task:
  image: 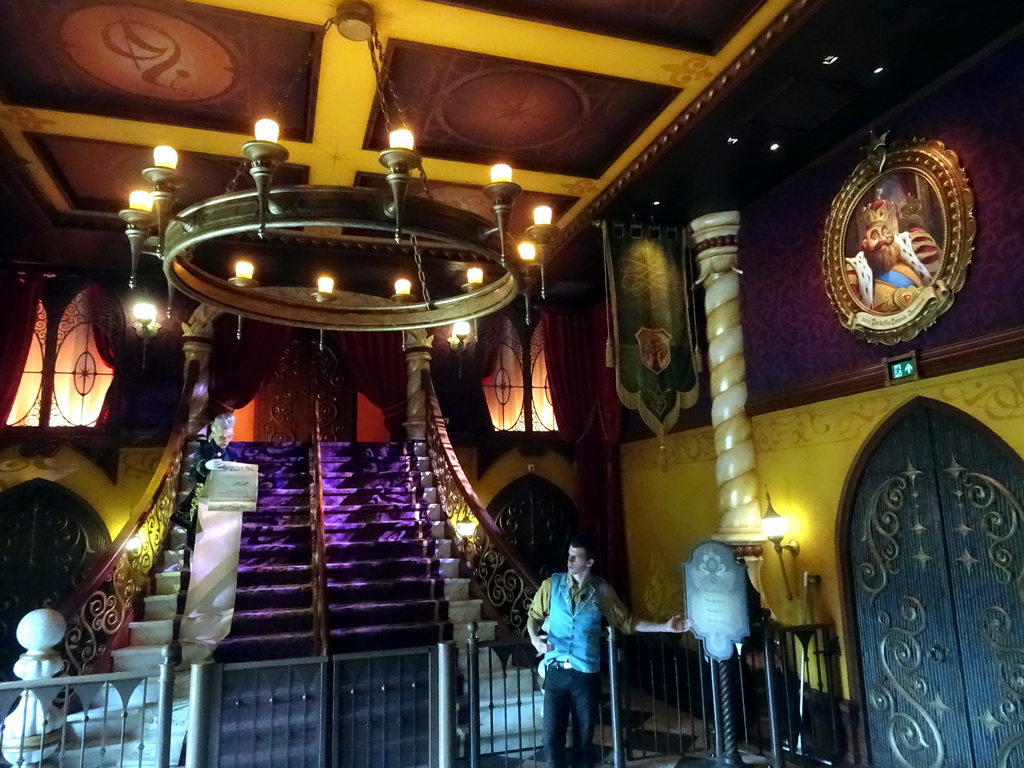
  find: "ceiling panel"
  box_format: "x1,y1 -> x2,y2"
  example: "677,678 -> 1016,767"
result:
364,41 -> 678,179
29,134 -> 309,215
424,0 -> 767,53
0,0 -> 320,138
356,172 -> 577,241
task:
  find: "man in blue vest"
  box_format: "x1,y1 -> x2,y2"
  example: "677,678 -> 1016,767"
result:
528,535 -> 690,768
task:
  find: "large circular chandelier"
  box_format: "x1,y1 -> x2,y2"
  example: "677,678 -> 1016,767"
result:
118,1 -> 560,332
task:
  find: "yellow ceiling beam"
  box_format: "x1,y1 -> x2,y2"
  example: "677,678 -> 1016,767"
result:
191,0 -> 726,85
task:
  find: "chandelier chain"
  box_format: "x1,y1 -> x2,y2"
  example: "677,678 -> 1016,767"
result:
411,234 -> 434,309
368,26 -> 407,134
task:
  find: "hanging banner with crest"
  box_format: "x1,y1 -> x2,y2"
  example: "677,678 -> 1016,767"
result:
603,221 -> 699,445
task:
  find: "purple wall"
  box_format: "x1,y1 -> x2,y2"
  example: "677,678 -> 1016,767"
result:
740,33 -> 1024,398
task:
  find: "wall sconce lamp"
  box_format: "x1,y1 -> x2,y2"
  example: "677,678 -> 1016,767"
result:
762,492 -> 800,601
454,510 -> 477,554
447,320 -> 472,377
132,301 -> 162,368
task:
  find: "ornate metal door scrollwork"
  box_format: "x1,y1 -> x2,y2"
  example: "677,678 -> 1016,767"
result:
851,406 -> 1024,768
0,480 -> 110,679
850,408 -> 972,768
935,419 -> 1024,768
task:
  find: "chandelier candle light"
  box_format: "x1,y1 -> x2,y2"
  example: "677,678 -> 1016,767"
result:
120,1 -> 560,333
482,163 -> 522,266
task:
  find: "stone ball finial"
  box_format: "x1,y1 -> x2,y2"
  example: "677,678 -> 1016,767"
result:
16,609 -> 66,652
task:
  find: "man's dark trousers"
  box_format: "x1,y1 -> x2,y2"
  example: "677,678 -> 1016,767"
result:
543,664 -> 600,768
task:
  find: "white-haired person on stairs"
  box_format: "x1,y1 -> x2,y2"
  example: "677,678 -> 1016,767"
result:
171,412 -> 236,549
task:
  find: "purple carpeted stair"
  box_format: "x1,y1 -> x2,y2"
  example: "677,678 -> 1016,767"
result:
210,440 -> 451,662
214,442 -> 317,663
321,442 -> 452,654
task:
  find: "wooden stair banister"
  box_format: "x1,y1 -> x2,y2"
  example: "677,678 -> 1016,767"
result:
57,358 -> 202,675
424,375 -> 541,636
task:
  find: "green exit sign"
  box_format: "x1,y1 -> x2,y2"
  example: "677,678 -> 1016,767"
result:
885,352 -> 919,385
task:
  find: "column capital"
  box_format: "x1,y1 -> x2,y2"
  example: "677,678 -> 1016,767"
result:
181,303 -> 222,340
403,327 -> 434,353
690,210 -> 741,281
689,210 -> 740,244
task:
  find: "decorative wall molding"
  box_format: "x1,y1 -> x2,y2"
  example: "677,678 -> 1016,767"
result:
622,335 -> 1024,461
753,356 -> 1024,452
621,326 -> 1024,448
641,557 -> 680,622
620,425 -> 715,470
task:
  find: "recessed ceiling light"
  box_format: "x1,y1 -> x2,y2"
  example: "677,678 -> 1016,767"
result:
653,200 -> 661,206
822,55 -> 839,65
770,143 -> 781,151
874,66 -> 885,74
726,137 -> 739,144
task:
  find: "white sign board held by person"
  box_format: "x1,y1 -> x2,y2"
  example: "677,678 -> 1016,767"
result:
203,461 -> 259,512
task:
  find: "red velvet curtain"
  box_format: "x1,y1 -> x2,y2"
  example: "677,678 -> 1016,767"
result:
208,316 -> 293,416
85,285 -> 118,426
0,274 -> 43,430
86,284 -> 116,368
332,331 -> 407,439
541,304 -> 628,599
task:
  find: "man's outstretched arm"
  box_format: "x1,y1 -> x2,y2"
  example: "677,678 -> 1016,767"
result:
635,615 -> 691,633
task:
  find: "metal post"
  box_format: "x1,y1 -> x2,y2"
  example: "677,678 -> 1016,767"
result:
716,657 -> 743,766
467,623 -> 481,768
156,642 -> 181,768
187,660 -> 214,768
606,627 -> 626,768
763,623 -> 786,768
437,641 -> 455,768
709,658 -> 724,757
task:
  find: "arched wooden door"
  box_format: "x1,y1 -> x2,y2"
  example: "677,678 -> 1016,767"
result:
0,479 -> 110,680
488,475 -> 578,579
846,402 -> 1024,768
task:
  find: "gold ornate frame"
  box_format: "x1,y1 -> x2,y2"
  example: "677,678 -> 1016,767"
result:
823,134 -> 975,345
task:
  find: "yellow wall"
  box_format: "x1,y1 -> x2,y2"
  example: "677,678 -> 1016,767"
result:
455,446 -> 577,508
620,356 -> 1024,696
0,444 -> 164,537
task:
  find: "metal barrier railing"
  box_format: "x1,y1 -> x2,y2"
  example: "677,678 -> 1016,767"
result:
455,627 -> 693,768
332,647 -> 437,768
1,623 -> 843,767
455,621 -> 843,768
0,648 -> 181,768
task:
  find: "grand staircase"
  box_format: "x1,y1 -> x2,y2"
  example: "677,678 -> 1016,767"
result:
116,440 -> 492,667
99,438 -> 527,765
321,441 -> 470,653
216,442 -> 316,663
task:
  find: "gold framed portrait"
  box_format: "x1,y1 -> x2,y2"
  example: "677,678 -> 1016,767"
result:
822,134 -> 975,345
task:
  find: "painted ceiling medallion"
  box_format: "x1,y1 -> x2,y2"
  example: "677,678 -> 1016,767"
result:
60,5 -> 235,102
443,71 -> 582,148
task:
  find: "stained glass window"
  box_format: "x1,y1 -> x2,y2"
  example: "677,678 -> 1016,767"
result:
5,286 -> 117,428
481,313 -> 556,433
5,302 -> 47,427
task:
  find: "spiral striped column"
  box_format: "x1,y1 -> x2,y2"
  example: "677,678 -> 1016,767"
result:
403,328 -> 433,441
181,304 -> 221,437
690,211 -> 763,546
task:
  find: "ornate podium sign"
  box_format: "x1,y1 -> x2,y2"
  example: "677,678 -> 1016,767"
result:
683,541 -> 750,661
203,461 -> 259,512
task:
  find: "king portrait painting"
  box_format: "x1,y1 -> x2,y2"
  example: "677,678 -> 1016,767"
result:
823,135 -> 975,344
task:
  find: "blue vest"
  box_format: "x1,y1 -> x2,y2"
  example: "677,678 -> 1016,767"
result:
544,572 -> 603,673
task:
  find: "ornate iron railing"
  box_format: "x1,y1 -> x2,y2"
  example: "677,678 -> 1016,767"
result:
56,359 -> 201,675
424,377 -> 540,636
